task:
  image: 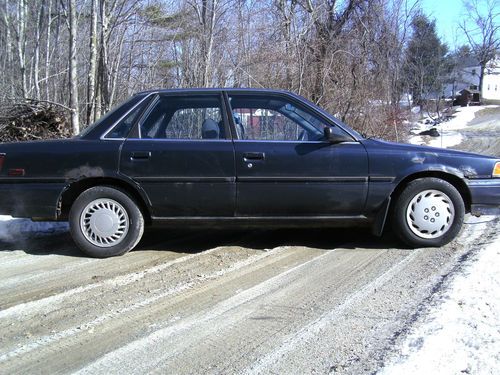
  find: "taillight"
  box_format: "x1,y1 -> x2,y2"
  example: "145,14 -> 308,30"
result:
0,154 -> 5,172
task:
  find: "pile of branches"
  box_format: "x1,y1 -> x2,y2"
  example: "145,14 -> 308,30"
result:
0,99 -> 71,142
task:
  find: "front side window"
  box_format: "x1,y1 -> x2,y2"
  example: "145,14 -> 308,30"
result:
139,95 -> 225,140
228,95 -> 332,142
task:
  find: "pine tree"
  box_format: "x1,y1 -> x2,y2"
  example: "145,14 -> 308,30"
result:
403,14 -> 448,105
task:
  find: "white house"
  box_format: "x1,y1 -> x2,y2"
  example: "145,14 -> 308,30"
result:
482,57 -> 500,100
444,55 -> 500,101
443,57 -> 480,98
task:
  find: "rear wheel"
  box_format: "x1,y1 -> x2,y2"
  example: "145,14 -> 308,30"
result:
392,178 -> 465,247
69,186 -> 144,257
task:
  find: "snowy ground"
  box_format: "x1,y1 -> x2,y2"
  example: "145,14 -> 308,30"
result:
381,228 -> 500,375
381,106 -> 500,374
408,105 -> 495,148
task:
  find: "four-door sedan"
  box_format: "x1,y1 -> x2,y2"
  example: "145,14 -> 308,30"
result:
0,89 -> 499,257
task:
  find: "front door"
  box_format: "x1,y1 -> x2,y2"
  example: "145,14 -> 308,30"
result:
227,93 -> 369,216
120,93 -> 235,217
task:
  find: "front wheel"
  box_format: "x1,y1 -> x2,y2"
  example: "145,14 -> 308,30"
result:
392,178 -> 465,247
69,186 -> 144,257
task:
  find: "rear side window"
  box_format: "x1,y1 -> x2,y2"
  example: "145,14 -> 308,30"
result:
139,95 -> 225,140
82,93 -> 148,139
105,103 -> 144,139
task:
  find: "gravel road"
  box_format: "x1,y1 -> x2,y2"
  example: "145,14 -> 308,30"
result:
1,110 -> 499,374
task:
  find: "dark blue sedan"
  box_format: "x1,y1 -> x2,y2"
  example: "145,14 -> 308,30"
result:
1,89 -> 499,257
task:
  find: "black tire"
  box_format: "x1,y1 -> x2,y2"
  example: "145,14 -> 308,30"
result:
69,186 -> 144,257
392,177 -> 465,248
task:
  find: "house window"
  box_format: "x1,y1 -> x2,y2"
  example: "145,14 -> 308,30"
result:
487,84 -> 491,91
471,69 -> 476,75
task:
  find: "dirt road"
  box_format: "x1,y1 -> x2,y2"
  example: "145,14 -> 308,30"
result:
0,111 -> 499,374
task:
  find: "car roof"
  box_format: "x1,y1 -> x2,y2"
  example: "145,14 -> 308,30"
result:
134,88 -> 295,96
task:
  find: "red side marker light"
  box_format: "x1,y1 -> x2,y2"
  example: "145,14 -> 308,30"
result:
8,168 -> 25,177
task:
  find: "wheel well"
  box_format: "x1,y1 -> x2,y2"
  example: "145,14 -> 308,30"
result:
58,177 -> 152,224
390,171 -> 471,213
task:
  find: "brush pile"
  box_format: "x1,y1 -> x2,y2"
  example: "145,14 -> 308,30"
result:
0,99 -> 71,142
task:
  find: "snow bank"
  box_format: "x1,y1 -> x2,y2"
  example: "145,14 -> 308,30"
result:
408,106 -> 488,149
409,132 -> 464,149
0,215 -> 68,242
386,104 -> 500,375
440,106 -> 485,131
380,233 -> 500,375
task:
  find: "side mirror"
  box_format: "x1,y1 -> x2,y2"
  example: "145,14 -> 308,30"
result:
324,127 -> 352,143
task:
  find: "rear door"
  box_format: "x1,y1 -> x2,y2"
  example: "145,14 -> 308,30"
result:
119,93 -> 236,217
227,93 -> 369,216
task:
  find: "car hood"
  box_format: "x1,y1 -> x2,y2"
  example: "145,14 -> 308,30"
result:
363,138 -> 497,160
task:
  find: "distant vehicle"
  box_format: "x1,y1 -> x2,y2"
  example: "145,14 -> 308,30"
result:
1,89 -> 499,257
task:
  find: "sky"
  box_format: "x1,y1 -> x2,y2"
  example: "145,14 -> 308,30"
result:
419,0 -> 465,49
416,0 -> 500,51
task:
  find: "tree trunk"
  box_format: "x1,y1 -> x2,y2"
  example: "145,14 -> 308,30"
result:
87,0 -> 98,124
479,64 -> 485,96
34,0 -> 46,99
97,0 -> 110,114
44,0 -> 52,100
68,0 -> 79,135
16,0 -> 27,97
1,0 -> 14,98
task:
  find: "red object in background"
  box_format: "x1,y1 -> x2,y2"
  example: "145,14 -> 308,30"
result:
8,168 -> 25,177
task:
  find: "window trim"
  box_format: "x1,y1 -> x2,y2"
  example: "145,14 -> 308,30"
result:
129,92 -> 230,141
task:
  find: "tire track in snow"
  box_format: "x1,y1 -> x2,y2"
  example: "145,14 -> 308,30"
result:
0,246 -> 287,363
0,257 -> 96,291
245,221 -> 489,374
75,249 -> 333,374
0,247 -> 222,318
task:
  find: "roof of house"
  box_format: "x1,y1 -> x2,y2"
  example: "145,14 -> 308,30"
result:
459,88 -> 481,94
461,56 -> 480,68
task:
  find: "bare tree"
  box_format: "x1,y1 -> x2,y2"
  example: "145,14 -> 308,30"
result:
15,0 -> 27,97
460,0 -> 500,93
67,0 -> 80,134
0,0 -> 14,98
87,0 -> 98,124
0,0 -> 427,140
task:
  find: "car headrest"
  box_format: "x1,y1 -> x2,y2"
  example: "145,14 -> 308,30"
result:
202,118 -> 220,139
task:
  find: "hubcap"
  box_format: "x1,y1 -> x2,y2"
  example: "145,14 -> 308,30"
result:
80,198 -> 129,247
406,189 -> 455,239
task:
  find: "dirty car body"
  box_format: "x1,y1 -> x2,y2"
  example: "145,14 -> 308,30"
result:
0,89 -> 499,257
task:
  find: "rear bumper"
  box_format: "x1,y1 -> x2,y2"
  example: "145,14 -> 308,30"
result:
0,183 -> 65,219
467,179 -> 500,216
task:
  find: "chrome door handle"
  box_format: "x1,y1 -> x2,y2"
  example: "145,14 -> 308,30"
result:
131,151 -> 151,160
243,152 -> 265,161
